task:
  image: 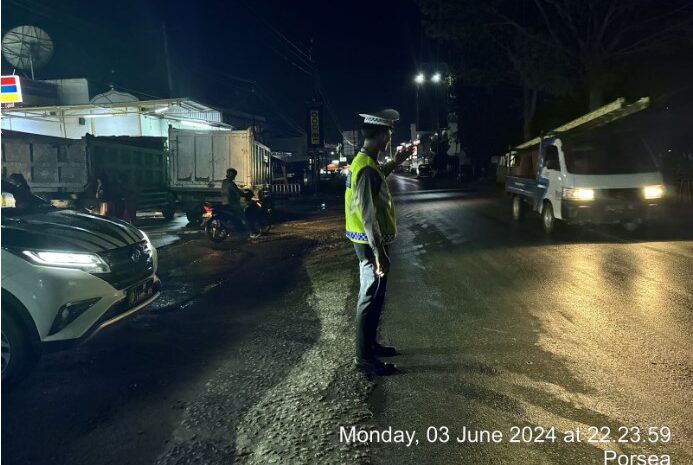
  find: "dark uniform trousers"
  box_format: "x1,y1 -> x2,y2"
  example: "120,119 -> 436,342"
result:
354,242 -> 389,362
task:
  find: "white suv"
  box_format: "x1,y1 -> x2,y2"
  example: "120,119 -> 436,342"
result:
1,186 -> 160,384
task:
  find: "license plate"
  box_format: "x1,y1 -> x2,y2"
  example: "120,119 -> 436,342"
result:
606,204 -> 625,212
127,279 -> 154,307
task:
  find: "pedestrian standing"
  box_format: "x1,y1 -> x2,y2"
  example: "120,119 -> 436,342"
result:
8,173 -> 40,209
123,184 -> 137,223
96,173 -> 111,216
112,173 -> 126,220
345,109 -> 414,376
9,173 -> 30,192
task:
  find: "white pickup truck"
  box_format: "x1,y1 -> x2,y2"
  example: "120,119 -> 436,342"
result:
505,99 -> 665,233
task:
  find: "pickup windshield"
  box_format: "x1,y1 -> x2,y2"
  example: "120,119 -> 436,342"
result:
563,136 -> 658,175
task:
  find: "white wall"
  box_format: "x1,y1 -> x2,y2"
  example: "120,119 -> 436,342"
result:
91,113 -> 141,136
2,117 -> 67,138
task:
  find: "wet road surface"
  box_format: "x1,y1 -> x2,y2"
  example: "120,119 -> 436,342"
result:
3,177 -> 691,465
2,212 -> 373,465
371,174 -> 693,464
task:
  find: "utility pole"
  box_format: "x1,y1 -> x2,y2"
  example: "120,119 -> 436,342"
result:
308,38 -> 320,195
161,22 -> 175,98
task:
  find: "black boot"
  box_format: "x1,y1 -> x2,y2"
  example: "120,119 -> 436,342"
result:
373,343 -> 397,357
356,358 -> 397,376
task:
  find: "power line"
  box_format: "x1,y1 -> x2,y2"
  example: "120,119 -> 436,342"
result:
315,77 -> 354,145
239,0 -> 313,66
254,85 -> 306,135
264,43 -> 313,76
8,0 -> 307,137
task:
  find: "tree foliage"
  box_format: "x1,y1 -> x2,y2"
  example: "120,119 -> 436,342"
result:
418,0 -> 693,120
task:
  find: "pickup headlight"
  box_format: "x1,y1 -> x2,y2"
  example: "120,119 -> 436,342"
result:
21,250 -> 111,273
643,185 -> 664,200
563,188 -> 595,201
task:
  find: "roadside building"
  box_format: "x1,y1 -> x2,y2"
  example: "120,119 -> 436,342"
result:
1,88 -> 231,139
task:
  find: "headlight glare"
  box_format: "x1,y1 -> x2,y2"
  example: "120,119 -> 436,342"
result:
22,250 -> 110,273
643,185 -> 664,200
141,230 -> 155,251
563,188 -> 595,201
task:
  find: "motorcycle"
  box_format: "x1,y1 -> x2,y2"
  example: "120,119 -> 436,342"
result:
204,188 -> 273,243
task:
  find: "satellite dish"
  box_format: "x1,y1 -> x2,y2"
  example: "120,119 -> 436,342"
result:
2,26 -> 54,80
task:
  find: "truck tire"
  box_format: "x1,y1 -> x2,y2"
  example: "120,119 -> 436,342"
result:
185,204 -> 204,225
542,201 -> 556,234
162,203 -> 176,221
512,196 -> 526,222
1,310 -> 39,387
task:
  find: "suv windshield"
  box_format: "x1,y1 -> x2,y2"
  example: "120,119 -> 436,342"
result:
564,134 -> 658,175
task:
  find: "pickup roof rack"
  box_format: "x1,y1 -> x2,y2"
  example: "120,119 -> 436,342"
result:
515,97 -> 650,150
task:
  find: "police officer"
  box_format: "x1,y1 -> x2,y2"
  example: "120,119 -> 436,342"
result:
345,109 -> 413,376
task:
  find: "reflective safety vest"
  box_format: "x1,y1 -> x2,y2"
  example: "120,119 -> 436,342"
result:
344,152 -> 397,244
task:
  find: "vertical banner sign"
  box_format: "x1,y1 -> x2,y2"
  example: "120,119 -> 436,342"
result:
307,103 -> 324,148
1,75 -> 23,103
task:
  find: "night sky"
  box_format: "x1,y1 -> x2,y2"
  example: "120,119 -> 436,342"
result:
6,0 -> 692,159
2,0 -> 427,143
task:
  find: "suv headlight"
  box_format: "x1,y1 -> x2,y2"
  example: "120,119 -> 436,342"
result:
140,231 -> 153,251
643,185 -> 664,200
21,250 -> 111,273
563,188 -> 595,201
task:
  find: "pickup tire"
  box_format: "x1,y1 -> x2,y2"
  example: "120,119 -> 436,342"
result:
512,196 -> 526,222
622,221 -> 640,232
2,309 -> 39,386
542,201 -> 556,234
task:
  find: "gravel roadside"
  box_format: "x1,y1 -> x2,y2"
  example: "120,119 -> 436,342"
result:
155,218 -> 376,465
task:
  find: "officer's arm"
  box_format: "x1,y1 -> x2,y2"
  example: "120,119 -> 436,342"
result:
381,160 -> 397,177
355,167 -> 385,257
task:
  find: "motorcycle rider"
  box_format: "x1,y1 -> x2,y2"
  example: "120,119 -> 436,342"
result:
221,168 -> 258,238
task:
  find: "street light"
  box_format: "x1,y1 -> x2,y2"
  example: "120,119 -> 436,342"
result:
415,73 -> 425,84
431,72 -> 442,83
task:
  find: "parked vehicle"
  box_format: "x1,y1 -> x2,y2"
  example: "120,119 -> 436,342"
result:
1,131 -> 175,219
417,164 -> 432,178
506,98 -> 664,233
1,183 -> 161,385
204,189 -> 273,242
168,127 -> 271,224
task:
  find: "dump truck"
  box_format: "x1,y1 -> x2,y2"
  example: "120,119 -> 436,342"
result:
168,127 -> 271,223
1,130 -> 175,218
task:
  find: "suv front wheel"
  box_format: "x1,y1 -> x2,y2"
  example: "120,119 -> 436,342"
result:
1,310 -> 39,386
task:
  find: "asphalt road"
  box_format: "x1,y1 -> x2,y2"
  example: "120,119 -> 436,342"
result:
2,210 -> 373,465
2,178 -> 691,465
370,174 -> 693,465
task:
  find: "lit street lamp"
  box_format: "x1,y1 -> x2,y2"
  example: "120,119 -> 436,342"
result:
414,71 -> 443,132
415,72 -> 426,129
